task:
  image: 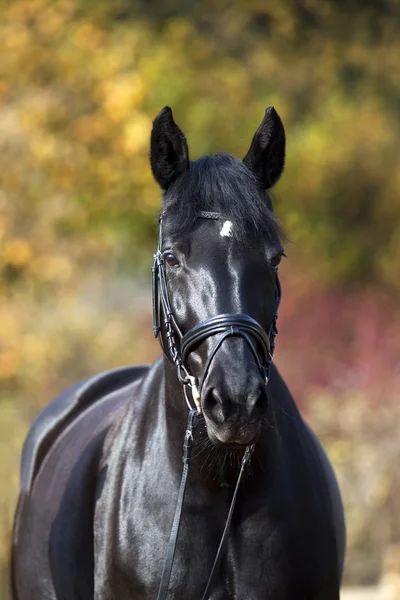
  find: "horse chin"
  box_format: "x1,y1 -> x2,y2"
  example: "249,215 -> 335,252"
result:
204,418 -> 260,449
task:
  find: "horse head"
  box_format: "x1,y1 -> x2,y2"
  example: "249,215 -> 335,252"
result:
151,106 -> 285,448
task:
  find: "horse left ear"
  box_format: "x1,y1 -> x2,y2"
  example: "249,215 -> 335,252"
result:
243,107 -> 285,189
150,106 -> 189,191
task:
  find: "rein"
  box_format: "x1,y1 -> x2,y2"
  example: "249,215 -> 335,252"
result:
153,212 -> 281,599
156,410 -> 254,600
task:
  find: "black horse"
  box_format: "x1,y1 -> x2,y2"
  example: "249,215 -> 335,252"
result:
11,106 -> 345,600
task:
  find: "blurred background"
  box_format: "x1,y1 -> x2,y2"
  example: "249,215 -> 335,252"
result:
1,1 -> 400,598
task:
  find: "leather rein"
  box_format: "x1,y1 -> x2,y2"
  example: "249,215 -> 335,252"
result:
152,211 -> 282,599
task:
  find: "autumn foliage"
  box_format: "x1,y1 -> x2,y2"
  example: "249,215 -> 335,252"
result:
1,1 -> 400,595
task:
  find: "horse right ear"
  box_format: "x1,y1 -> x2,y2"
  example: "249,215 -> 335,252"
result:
243,107 -> 285,190
150,107 -> 190,191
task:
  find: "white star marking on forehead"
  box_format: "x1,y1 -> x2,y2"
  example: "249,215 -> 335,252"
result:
220,220 -> 233,237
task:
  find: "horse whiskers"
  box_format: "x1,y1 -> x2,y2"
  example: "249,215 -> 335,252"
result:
254,449 -> 267,475
260,413 -> 275,431
274,404 -> 296,423
187,414 -> 256,481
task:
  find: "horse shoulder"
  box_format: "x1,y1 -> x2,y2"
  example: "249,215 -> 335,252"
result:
13,367 -> 149,600
19,365 -> 149,494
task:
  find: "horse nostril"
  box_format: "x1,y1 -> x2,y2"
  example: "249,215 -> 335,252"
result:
203,387 -> 225,424
209,388 -> 222,408
247,386 -> 268,418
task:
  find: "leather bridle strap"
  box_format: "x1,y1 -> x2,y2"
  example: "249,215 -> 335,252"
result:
198,329 -> 259,394
153,211 -> 281,598
157,410 -> 197,600
200,445 -> 253,600
181,313 -> 271,365
156,410 -> 253,600
181,313 -> 271,393
152,214 -> 282,406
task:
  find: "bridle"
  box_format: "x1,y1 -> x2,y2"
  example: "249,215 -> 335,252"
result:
152,211 -> 282,600
152,211 -> 282,411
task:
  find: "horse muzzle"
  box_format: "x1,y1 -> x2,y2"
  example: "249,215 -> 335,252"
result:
201,374 -> 268,446
204,414 -> 261,447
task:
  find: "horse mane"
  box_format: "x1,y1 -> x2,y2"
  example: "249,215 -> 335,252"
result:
161,153 -> 283,241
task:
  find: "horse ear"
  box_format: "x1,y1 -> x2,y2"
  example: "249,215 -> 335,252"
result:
243,107 -> 285,190
150,106 -> 189,191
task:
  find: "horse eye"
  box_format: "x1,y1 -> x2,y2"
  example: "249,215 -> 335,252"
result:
270,253 -> 282,269
164,252 -> 180,268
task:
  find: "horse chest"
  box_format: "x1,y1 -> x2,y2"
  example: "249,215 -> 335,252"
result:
96,479 -> 333,600
94,413 -> 341,600
168,520 -> 332,600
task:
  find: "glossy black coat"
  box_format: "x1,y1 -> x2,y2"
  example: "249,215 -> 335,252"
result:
11,107 -> 345,599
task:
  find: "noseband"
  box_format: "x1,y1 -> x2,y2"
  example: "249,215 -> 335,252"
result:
153,211 -> 283,600
152,211 -> 282,411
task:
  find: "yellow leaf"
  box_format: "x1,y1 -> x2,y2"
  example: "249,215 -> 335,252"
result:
3,238 -> 32,267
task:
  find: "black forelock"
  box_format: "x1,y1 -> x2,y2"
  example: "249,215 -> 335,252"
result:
161,153 -> 283,241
